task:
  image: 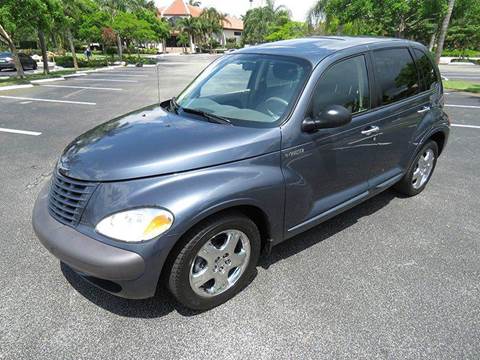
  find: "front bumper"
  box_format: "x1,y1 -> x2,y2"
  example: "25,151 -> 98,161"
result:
32,183 -> 165,299
0,63 -> 15,70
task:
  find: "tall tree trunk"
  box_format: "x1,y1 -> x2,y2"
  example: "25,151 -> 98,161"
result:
38,29 -> 49,74
116,34 -> 123,60
428,31 -> 437,51
66,28 -> 78,69
0,24 -> 25,78
434,0 -> 455,64
189,33 -> 194,53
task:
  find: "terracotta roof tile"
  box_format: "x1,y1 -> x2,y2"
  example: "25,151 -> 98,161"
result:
223,16 -> 244,30
162,0 -> 190,16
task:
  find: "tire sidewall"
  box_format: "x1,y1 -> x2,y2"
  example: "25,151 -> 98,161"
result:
405,141 -> 439,195
169,214 -> 261,310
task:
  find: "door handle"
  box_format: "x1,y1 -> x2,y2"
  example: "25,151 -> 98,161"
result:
361,126 -> 380,136
417,106 -> 431,113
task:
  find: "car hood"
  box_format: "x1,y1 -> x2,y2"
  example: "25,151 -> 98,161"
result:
59,105 -> 281,181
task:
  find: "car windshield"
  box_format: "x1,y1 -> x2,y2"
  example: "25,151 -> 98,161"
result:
0,52 -> 11,58
175,54 -> 311,127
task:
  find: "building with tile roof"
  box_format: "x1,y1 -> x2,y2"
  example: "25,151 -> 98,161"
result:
157,0 -> 244,53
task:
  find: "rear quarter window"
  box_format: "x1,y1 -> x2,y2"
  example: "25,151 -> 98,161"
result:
413,49 -> 440,92
373,48 -> 420,105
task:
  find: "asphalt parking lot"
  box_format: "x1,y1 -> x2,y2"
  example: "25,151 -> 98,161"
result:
0,55 -> 479,359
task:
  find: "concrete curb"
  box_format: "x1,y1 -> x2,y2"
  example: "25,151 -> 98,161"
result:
30,78 -> 65,84
0,84 -> 34,91
63,73 -> 87,78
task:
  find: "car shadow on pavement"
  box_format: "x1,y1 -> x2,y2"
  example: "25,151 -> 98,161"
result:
259,189 -> 398,269
61,263 -> 199,318
62,189 -> 398,318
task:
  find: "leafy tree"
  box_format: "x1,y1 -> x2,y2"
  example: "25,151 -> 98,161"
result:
177,17 -> 197,53
0,0 -> 62,75
242,0 -> 290,44
59,0 -> 96,69
435,0 -> 456,63
0,8 -> 25,78
445,0 -> 480,55
188,0 -> 201,6
265,21 -> 307,42
177,32 -> 190,53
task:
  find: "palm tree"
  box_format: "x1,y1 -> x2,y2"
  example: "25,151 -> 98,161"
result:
177,17 -> 197,53
306,0 -> 328,30
200,8 -> 229,52
434,0 -> 455,64
188,0 -> 201,6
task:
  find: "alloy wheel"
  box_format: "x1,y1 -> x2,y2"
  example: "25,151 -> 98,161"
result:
189,229 -> 251,297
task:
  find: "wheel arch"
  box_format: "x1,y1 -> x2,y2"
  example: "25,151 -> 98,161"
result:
158,202 -> 273,285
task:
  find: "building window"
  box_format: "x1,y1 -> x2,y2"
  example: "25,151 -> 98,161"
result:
234,31 -> 242,36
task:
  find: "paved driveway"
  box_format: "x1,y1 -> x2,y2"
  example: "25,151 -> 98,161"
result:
0,55 -> 479,359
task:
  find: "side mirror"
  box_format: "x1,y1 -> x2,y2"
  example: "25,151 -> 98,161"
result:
302,105 -> 352,132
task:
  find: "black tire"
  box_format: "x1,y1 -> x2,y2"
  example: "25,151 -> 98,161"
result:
168,212 -> 261,311
394,140 -> 438,196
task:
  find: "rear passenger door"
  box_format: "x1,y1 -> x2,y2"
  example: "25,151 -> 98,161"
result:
367,47 -> 427,188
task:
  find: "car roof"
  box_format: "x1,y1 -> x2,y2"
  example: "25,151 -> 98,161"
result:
235,36 -> 421,65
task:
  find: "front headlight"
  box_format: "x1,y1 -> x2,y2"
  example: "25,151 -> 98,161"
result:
96,208 -> 174,242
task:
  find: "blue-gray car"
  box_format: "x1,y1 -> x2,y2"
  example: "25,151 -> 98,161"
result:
33,37 -> 450,310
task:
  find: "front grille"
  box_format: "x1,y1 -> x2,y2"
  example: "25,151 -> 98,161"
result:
48,171 -> 97,227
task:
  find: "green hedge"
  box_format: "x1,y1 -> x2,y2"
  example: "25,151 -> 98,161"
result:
122,55 -> 157,65
442,49 -> 480,57
55,55 -> 110,68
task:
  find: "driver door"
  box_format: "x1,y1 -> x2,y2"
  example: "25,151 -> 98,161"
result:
283,54 -> 376,237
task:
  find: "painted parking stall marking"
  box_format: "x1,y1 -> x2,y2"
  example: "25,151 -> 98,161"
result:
73,78 -> 138,83
41,84 -> 124,91
451,124 -> 480,129
0,95 -> 96,105
0,127 -> 41,136
446,104 -> 480,109
89,73 -> 148,77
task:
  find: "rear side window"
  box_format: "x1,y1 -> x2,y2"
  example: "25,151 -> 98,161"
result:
373,48 -> 419,105
413,49 -> 439,92
311,55 -> 370,115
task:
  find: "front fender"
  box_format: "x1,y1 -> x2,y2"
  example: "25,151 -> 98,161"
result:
82,151 -> 285,255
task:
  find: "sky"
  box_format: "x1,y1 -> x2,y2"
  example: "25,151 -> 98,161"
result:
155,0 -> 315,21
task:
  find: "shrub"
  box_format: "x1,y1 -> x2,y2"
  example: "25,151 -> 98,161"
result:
441,49 -> 480,57
121,55 -> 157,65
54,55 -> 110,68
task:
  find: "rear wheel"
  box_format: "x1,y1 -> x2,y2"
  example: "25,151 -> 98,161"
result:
168,212 -> 260,310
394,141 -> 438,196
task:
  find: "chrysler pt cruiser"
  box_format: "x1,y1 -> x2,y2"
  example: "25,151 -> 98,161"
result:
33,37 -> 449,310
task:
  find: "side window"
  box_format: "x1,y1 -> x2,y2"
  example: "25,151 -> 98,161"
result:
311,55 -> 370,116
413,49 -> 439,92
200,62 -> 253,97
373,48 -> 419,105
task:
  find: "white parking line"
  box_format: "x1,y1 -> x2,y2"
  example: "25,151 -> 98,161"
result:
0,95 -> 96,105
0,127 -> 41,136
446,104 -> 480,109
451,124 -> 480,129
89,74 -> 147,77
41,84 -> 123,91
73,78 -> 138,83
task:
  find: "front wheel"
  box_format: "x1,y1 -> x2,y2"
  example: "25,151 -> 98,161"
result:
168,212 -> 261,311
395,140 -> 438,196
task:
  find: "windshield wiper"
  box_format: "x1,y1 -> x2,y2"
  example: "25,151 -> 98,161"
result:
181,107 -> 232,125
